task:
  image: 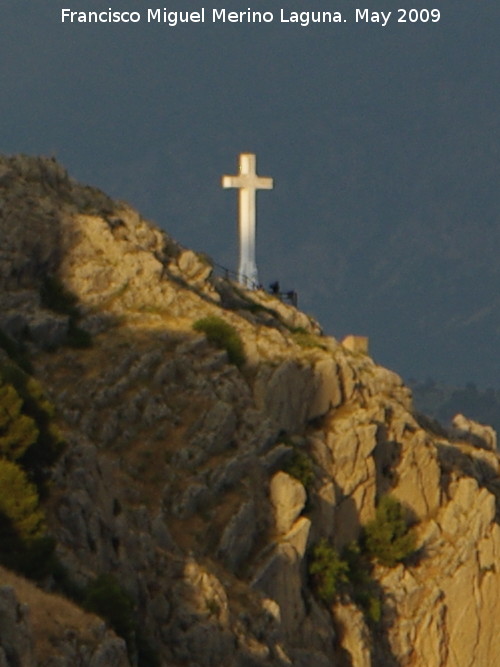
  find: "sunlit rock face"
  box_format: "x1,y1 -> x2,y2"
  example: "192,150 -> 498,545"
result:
1,154 -> 500,666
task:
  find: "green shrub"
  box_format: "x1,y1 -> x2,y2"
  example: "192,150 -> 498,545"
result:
342,541 -> 382,624
83,575 -> 135,646
309,539 -> 349,604
365,595 -> 382,623
193,316 -> 245,368
283,449 -> 314,490
363,496 -> 416,567
72,573 -> 158,666
291,330 -> 326,350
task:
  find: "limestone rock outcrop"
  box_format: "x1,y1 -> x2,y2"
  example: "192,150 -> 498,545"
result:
0,155 -> 499,666
451,412 -> 497,451
270,472 -> 307,535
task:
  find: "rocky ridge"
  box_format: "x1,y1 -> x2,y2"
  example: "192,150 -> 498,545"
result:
0,155 -> 499,666
0,566 -> 128,666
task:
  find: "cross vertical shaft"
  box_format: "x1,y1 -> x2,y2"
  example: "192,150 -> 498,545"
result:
222,153 -> 273,288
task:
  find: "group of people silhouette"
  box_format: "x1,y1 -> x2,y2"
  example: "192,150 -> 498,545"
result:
269,281 -> 298,307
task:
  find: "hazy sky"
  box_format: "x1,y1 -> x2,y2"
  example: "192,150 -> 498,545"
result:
2,1 -> 499,385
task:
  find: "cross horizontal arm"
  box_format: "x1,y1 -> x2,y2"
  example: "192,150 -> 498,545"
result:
222,174 -> 273,190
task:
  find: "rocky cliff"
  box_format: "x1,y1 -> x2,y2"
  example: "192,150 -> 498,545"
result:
0,154 -> 499,666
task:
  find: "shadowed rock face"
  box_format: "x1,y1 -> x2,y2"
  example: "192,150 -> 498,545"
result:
1,154 -> 500,666
0,568 -> 129,667
0,585 -> 35,667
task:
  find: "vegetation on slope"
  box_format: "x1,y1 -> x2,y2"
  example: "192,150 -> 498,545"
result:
308,539 -> 349,604
309,496 -> 415,623
193,315 -> 245,368
362,495 -> 416,568
0,358 -> 64,579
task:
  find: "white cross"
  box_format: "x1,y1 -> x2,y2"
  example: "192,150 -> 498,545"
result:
222,153 -> 273,288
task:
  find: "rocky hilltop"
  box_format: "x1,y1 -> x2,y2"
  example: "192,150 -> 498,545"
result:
1,155 -> 500,666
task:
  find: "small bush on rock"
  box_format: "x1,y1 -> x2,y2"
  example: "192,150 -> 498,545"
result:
309,539 -> 349,604
193,316 -> 245,368
362,495 -> 416,567
342,541 -> 382,624
291,330 -> 326,350
283,448 -> 315,491
81,574 -> 158,666
83,575 -> 135,646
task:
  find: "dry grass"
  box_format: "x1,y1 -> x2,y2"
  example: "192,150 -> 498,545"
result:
0,565 -> 104,662
35,322 -> 190,389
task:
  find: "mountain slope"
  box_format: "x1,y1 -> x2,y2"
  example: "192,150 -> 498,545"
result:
0,155 -> 499,666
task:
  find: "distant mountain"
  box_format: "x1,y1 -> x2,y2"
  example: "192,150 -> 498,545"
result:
410,379 -> 500,436
295,155 -> 500,387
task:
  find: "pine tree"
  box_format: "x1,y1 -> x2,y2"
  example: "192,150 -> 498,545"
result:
0,459 -> 45,541
0,380 -> 39,461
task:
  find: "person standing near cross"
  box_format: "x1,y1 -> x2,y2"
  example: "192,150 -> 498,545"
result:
222,153 -> 273,288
